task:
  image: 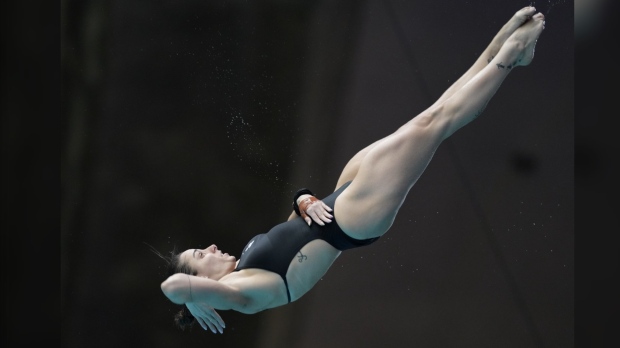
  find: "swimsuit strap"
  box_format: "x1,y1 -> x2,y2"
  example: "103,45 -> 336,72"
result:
283,276 -> 291,303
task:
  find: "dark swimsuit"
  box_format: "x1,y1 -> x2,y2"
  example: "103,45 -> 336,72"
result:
234,181 -> 379,303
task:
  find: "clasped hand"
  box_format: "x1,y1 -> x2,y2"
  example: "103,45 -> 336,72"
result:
299,196 -> 333,226
185,302 -> 225,334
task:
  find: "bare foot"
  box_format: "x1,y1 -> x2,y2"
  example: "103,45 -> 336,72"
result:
488,6 -> 538,59
503,12 -> 546,67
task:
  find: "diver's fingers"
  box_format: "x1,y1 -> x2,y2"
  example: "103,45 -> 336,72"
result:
210,310 -> 226,329
197,316 -> 216,333
319,213 -> 332,224
310,211 -> 325,226
301,210 -> 312,226
321,201 -> 333,212
206,311 -> 225,333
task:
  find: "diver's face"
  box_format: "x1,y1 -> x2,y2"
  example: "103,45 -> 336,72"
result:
180,244 -> 237,279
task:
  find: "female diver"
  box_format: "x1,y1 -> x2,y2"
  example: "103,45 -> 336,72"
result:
158,7 -> 546,334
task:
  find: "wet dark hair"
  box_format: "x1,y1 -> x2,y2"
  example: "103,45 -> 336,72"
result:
145,242 -> 198,331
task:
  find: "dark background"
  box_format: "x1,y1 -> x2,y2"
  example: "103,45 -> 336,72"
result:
6,0 -> 608,347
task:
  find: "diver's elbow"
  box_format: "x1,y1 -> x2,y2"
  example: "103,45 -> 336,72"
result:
160,274 -> 186,304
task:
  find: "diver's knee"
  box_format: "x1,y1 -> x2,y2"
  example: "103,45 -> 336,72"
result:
401,105 -> 450,140
412,104 -> 446,128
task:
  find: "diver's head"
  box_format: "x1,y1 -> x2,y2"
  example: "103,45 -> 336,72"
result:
179,244 -> 237,280
147,242 -> 237,331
